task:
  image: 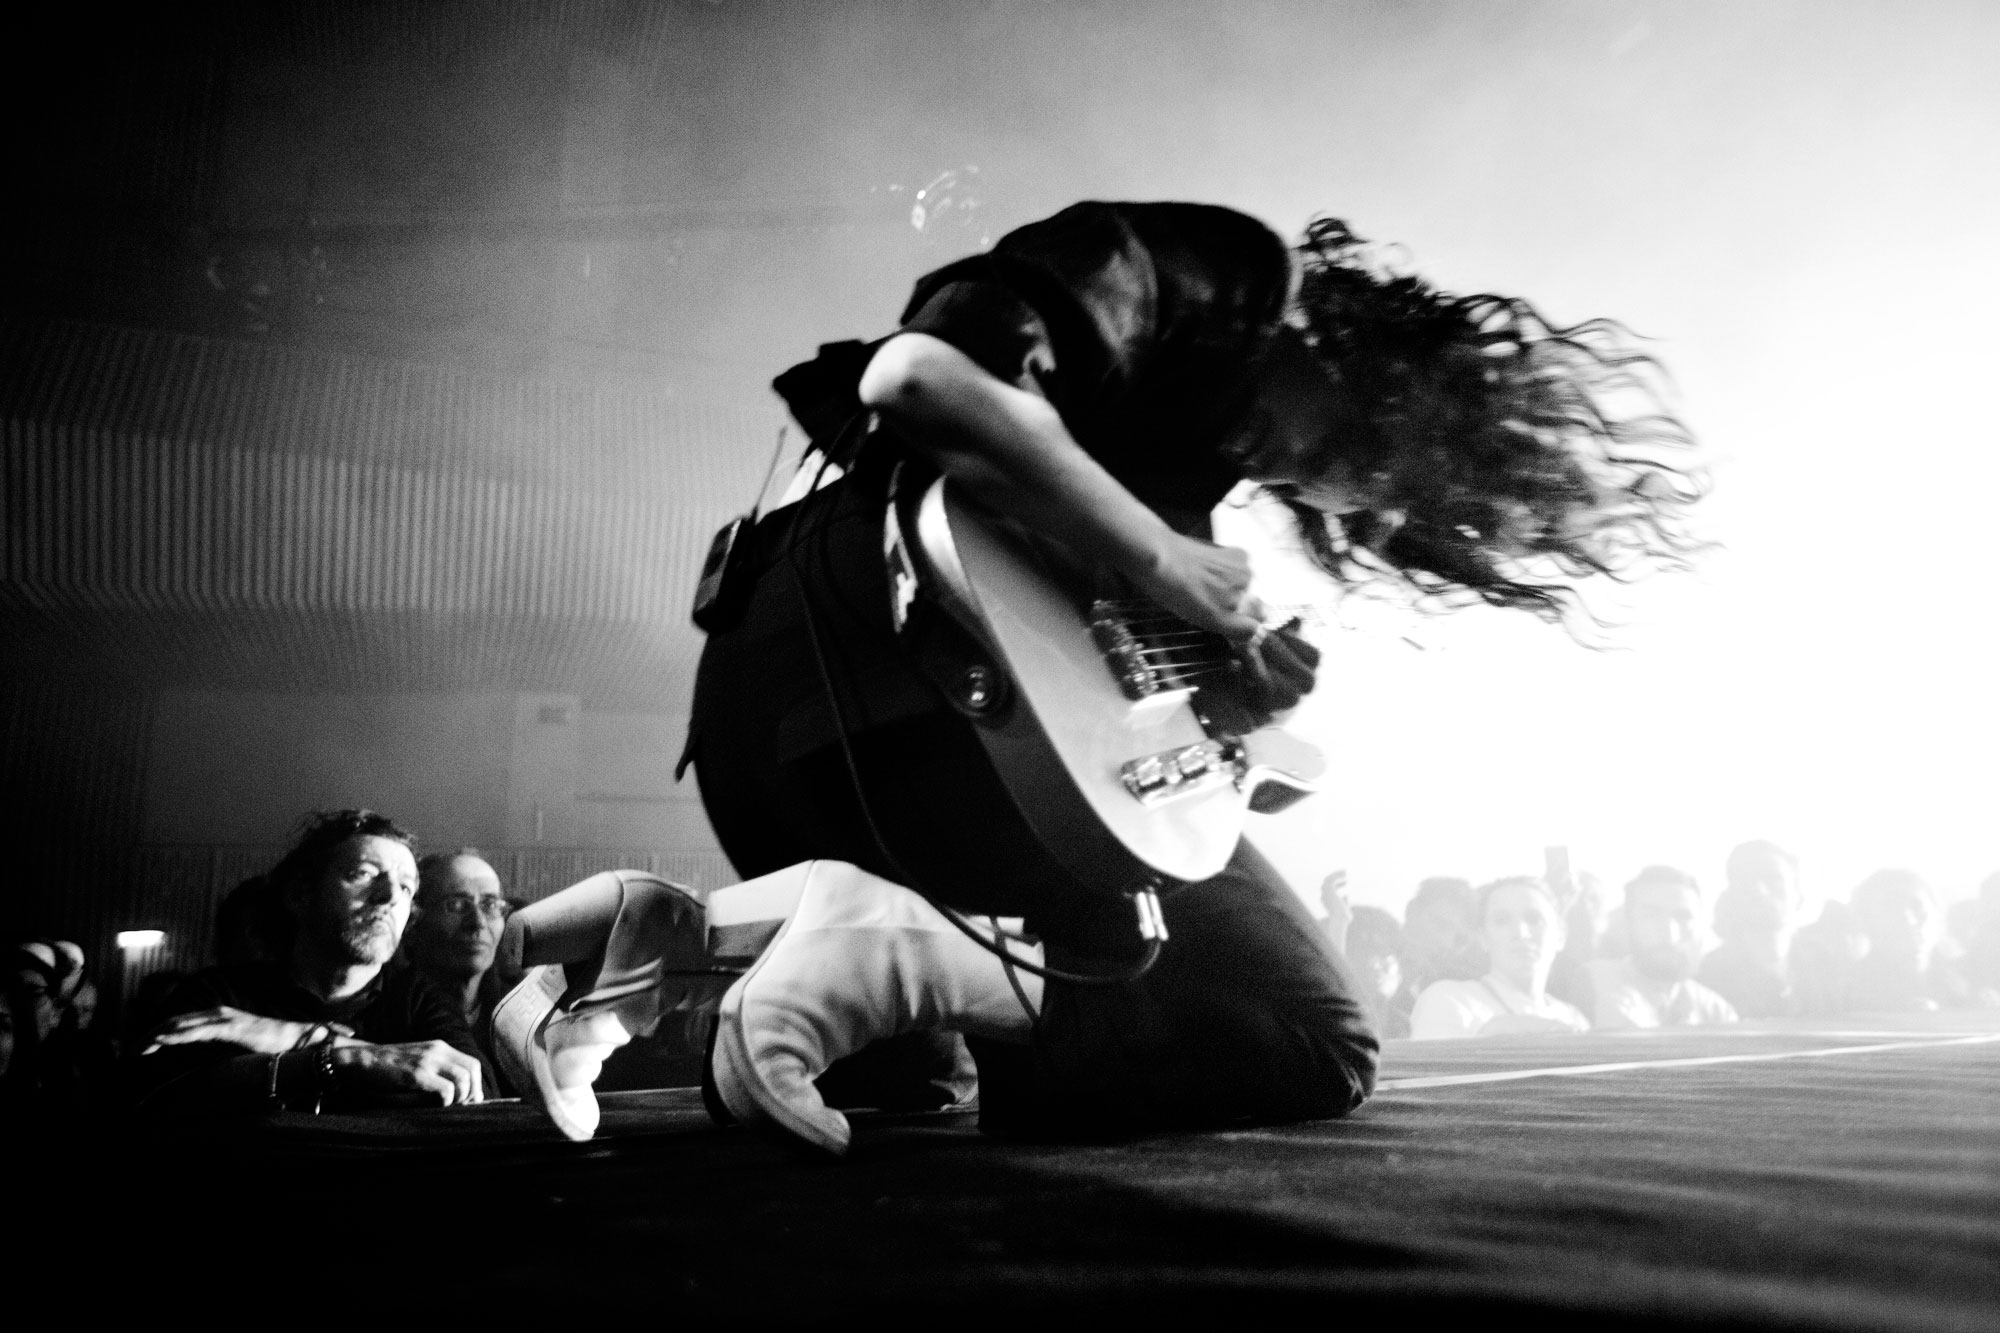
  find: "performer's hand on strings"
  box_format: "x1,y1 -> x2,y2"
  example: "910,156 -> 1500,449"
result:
1135,532 -> 1264,640
1240,616 -> 1320,712
1135,531 -> 1320,713
1238,620 -> 1319,715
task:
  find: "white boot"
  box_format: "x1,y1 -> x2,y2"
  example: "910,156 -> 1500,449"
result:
492,870 -> 718,1141
706,860 -> 1042,1156
492,964 -> 615,1142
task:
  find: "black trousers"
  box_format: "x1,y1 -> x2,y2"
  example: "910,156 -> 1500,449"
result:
685,476 -> 1377,1135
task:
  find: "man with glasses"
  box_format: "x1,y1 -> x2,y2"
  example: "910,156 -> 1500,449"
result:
401,849 -> 514,1082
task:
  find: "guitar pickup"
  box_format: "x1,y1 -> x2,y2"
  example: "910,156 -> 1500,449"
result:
1119,738 -> 1246,807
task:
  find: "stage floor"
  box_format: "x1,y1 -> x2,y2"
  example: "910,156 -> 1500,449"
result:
44,1012 -> 2000,1328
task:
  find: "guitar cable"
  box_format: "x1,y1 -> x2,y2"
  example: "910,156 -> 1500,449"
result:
780,437 -> 1163,992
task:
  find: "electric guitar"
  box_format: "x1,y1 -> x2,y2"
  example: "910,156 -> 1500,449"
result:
886,474 -> 1324,888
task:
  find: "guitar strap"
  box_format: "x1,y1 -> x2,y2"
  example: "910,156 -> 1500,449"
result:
689,425 -> 795,634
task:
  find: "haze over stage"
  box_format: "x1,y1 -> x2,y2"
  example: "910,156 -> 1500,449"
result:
49,1013 -> 1997,1329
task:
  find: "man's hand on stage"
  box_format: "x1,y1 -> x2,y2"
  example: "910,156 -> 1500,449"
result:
332,1039 -> 486,1107
146,1005 -> 312,1056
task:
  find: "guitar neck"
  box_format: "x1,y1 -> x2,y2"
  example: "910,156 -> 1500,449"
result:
1086,597 -> 1325,633
1086,598 -> 1321,702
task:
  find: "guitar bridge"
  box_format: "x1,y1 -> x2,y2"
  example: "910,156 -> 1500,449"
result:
1119,738 -> 1247,807
1089,604 -> 1160,700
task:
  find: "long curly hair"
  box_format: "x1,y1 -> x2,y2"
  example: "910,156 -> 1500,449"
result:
268,808 -> 414,895
1272,218 -> 1705,627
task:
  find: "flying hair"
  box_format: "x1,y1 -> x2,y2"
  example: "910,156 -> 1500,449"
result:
1271,218 -> 1707,633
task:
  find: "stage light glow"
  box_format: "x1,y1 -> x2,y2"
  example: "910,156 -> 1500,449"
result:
116,930 -> 166,949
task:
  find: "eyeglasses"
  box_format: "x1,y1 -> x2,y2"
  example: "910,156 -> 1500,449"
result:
429,896 -> 512,922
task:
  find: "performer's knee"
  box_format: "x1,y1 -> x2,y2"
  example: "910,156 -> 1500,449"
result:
1299,1029 -> 1379,1119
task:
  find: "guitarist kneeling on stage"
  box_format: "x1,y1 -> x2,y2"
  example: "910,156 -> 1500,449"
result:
500,201 -> 1700,1153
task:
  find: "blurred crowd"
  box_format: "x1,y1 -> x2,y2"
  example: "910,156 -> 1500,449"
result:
8,820 -> 2000,1121
1324,841 -> 2000,1040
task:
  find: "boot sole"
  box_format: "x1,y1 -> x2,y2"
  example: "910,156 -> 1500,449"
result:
491,965 -> 559,1102
492,965 -> 598,1142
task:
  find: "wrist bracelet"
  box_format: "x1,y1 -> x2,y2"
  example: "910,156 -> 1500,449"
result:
266,1052 -> 285,1112
312,1034 -> 339,1115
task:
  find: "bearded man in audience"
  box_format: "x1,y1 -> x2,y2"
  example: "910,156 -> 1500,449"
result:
1585,866 -> 1739,1030
140,809 -> 487,1113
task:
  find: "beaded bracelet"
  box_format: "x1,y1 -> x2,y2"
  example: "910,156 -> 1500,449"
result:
311,1033 -> 339,1115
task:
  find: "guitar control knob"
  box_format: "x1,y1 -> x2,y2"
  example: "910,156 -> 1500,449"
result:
960,664 -> 998,712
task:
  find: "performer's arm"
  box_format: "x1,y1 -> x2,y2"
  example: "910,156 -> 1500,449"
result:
860,332 -> 1265,643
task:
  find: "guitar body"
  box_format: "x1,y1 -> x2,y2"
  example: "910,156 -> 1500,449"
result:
901,478 -> 1323,887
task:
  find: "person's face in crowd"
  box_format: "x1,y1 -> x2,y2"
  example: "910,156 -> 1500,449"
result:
1626,882 -> 1707,984
1718,875 -> 1801,954
406,855 -> 508,980
1857,884 -> 1940,973
1484,884 -> 1566,993
293,834 -> 418,967
1764,857 -> 1804,915
11,967 -> 59,1041
1811,902 -> 1872,963
1744,857 -> 1806,944
1403,899 -> 1477,971
1353,945 -> 1401,1004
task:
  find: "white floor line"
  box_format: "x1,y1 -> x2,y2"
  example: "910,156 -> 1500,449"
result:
1756,1029 -> 1981,1039
1374,1032 -> 2000,1093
